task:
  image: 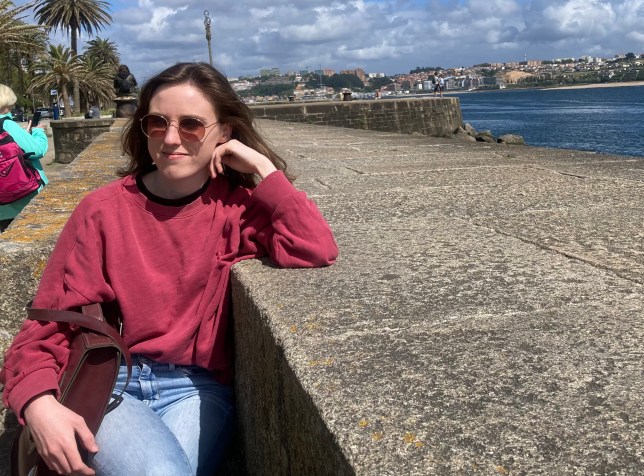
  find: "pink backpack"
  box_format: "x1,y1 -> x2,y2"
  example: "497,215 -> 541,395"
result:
0,118 -> 42,204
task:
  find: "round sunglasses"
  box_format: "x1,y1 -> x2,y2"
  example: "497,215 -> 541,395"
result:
140,114 -> 219,142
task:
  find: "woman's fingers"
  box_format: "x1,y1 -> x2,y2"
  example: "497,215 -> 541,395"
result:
211,140 -> 276,178
24,394 -> 97,475
209,152 -> 218,178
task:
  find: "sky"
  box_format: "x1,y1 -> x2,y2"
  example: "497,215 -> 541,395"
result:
15,0 -> 644,81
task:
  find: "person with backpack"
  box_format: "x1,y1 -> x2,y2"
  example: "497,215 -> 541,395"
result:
0,84 -> 49,232
114,64 -> 138,97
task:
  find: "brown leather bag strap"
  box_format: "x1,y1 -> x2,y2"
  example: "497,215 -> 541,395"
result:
26,307 -> 132,388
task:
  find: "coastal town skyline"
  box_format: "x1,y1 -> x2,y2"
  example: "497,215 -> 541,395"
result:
14,0 -> 644,82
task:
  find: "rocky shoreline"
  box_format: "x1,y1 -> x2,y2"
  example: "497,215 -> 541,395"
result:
454,122 -> 527,146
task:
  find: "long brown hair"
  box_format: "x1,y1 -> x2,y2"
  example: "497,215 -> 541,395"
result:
119,62 -> 292,187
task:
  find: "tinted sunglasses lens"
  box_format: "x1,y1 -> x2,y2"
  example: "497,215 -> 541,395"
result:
142,115 -> 167,138
178,118 -> 205,142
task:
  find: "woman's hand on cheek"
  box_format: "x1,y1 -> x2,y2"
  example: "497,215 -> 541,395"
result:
210,140 -> 277,180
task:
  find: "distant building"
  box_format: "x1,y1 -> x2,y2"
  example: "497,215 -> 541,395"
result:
231,80 -> 254,92
260,67 -> 280,77
482,76 -> 505,88
463,75 -> 482,90
340,68 -> 366,82
261,76 -> 292,85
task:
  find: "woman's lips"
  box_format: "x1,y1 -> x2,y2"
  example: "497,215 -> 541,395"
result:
161,151 -> 187,160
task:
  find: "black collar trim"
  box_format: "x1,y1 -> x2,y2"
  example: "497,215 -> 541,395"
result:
136,172 -> 211,207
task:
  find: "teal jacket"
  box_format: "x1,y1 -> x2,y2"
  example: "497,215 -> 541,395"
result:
0,112 -> 49,221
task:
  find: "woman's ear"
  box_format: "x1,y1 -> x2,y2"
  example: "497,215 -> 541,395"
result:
218,124 -> 232,144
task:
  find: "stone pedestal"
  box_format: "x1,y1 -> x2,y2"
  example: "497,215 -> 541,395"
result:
114,97 -> 138,118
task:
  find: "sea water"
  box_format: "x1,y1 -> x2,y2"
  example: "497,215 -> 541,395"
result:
454,86 -> 644,158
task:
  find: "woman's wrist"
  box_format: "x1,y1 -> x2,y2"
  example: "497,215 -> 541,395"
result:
256,161 -> 277,180
23,391 -> 56,421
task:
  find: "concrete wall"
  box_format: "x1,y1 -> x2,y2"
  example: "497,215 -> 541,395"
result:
50,118 -> 115,164
250,97 -> 462,138
232,271 -> 353,475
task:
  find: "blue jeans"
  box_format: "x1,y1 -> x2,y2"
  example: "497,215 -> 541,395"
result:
89,355 -> 235,476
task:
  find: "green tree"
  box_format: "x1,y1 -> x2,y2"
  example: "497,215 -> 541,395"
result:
369,76 -> 393,89
83,36 -> 119,70
29,44 -> 82,111
238,83 -> 293,98
307,73 -> 364,91
34,0 -> 112,114
0,0 -> 44,48
0,0 -> 48,100
480,69 -> 498,77
410,66 -> 442,74
77,54 -> 115,108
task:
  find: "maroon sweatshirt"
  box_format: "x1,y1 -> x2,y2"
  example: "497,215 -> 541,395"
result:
1,170 -> 337,422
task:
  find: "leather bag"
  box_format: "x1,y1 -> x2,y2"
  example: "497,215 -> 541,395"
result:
11,303 -> 132,476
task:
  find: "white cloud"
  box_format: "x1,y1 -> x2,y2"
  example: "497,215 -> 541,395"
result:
542,0 -> 615,36
12,0 -> 644,80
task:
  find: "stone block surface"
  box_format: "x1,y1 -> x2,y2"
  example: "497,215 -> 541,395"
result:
232,120 -> 644,475
251,97 -> 462,138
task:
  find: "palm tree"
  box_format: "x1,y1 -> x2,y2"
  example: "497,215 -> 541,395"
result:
33,0 -> 112,114
29,44 -> 83,112
77,54 -> 115,109
0,0 -> 47,99
0,0 -> 44,47
84,36 -> 119,70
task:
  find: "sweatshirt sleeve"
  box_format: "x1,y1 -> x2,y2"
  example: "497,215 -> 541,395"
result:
0,198 -> 116,422
240,171 -> 338,268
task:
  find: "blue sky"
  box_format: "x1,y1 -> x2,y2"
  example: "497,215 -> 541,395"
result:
15,0 -> 644,81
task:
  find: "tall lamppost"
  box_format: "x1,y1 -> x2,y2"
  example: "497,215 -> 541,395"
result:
204,10 -> 213,66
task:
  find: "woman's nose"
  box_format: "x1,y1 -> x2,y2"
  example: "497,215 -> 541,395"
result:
162,123 -> 182,144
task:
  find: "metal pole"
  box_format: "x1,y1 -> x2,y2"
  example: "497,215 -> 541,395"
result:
204,10 -> 213,66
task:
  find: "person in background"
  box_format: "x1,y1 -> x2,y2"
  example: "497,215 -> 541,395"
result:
434,74 -> 444,97
52,102 -> 60,120
85,103 -> 101,119
1,62 -> 337,475
0,84 -> 49,232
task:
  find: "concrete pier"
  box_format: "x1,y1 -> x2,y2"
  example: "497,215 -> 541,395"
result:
232,120 -> 644,475
1,118 -> 642,474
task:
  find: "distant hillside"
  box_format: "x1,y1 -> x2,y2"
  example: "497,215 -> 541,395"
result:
504,70 -> 537,83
